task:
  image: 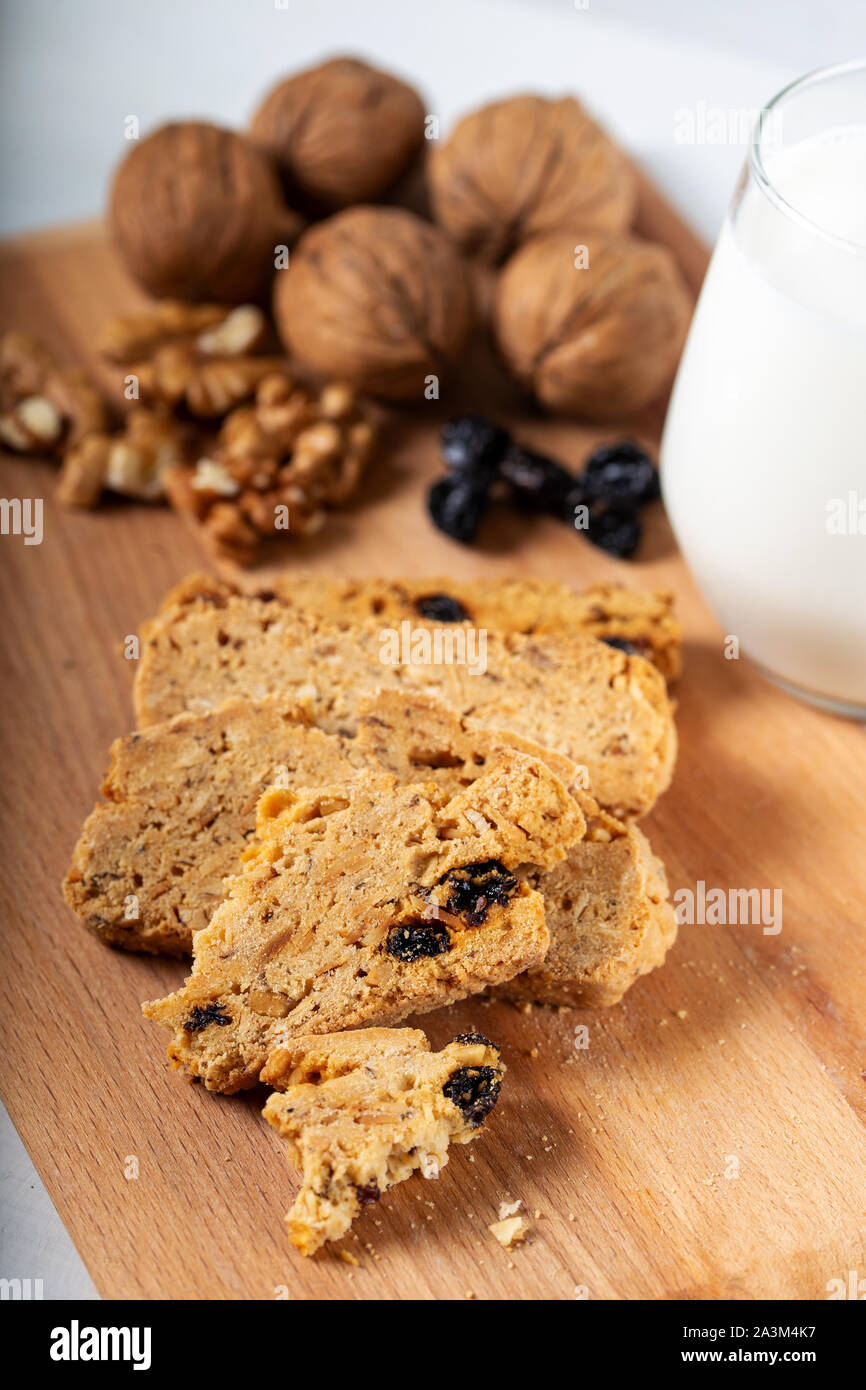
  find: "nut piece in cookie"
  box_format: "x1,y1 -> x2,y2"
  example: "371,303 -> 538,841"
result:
142,753 -> 582,1092
262,1028 -> 504,1256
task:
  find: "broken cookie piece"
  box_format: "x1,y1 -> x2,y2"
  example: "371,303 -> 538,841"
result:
262,1028 -> 504,1256
142,751 -> 582,1092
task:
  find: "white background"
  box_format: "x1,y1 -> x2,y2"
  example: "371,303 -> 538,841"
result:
1,0 -> 864,1301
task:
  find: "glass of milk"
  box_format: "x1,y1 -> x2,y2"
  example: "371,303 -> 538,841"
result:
661,60 -> 866,717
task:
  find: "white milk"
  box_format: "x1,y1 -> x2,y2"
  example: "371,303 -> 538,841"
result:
661,125 -> 866,711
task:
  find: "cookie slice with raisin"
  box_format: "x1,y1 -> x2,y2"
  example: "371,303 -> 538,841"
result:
142,750 -> 583,1093
355,689 -> 677,1008
262,1028 -> 504,1256
153,571 -> 682,683
135,594 -> 675,819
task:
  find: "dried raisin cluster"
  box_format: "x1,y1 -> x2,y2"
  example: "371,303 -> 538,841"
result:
442,1064 -> 502,1127
442,860 -> 517,927
427,415 -> 660,559
385,918 -> 451,962
183,1002 -> 232,1032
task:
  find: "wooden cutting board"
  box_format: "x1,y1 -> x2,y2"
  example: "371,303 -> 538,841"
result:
1,175 -> 864,1302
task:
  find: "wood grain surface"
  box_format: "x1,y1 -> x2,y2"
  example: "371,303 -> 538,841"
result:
1,176 -> 864,1301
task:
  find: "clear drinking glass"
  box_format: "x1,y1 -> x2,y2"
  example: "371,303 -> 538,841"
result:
661,60 -> 866,717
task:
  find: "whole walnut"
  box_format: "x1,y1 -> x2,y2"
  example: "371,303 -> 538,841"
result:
250,57 -> 426,211
109,122 -> 303,302
494,234 -> 692,420
273,207 -> 474,401
429,95 -> 636,262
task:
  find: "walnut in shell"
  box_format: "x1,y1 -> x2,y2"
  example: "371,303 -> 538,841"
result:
109,123 -> 303,303
493,234 -> 692,420
428,95 -> 636,262
250,57 -> 426,211
273,206 -> 474,401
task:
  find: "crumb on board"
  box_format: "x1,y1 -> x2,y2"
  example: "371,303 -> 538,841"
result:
340,1250 -> 360,1267
498,1198 -> 522,1220
489,1215 -> 529,1248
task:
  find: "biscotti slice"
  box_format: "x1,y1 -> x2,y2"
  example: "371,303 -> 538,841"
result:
157,571 -> 682,681
355,690 -> 677,1007
143,752 -> 583,1092
134,595 -> 676,818
497,817 -> 676,1008
262,1028 -> 504,1256
63,693 -> 582,958
62,698 -> 348,955
65,691 -> 673,1003
65,687 -> 674,1001
62,691 -> 581,958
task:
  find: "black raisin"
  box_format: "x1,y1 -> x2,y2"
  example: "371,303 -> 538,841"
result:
443,1066 -> 502,1127
499,443 -> 574,515
602,636 -> 638,656
583,441 -> 660,506
415,593 -> 471,623
385,919 -> 451,962
441,415 -> 510,475
586,505 -> 642,558
451,1032 -> 498,1051
427,474 -> 489,544
355,1182 -> 381,1206
183,1002 -> 231,1032
443,860 -> 517,927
